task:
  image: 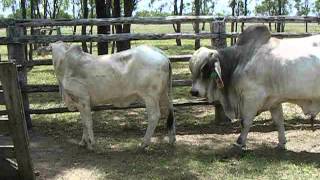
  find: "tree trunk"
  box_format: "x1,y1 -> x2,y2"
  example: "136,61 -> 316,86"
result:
44,0 -> 48,19
230,0 -> 236,45
72,0 -> 76,35
95,0 -> 110,55
241,0 -> 248,32
173,0 -> 182,46
89,0 -> 94,54
113,0 -> 125,52
123,0 -> 135,50
36,0 -> 41,18
235,1 -> 240,37
20,0 -> 26,18
277,0 -> 282,32
20,0 -> 29,69
82,0 -> 89,52
194,0 -> 200,50
29,0 -> 35,62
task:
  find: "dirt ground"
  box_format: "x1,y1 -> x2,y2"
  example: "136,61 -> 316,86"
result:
2,105 -> 320,179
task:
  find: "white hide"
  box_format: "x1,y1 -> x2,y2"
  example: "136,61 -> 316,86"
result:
51,42 -> 175,149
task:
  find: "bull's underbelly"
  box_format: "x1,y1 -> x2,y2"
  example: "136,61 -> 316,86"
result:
90,93 -> 142,107
260,93 -> 320,115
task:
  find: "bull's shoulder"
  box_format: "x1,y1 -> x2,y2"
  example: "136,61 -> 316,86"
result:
236,25 -> 271,46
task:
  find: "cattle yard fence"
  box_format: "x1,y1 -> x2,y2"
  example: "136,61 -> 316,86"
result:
0,15 -> 319,127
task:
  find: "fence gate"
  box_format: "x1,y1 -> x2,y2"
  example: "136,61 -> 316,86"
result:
0,63 -> 35,180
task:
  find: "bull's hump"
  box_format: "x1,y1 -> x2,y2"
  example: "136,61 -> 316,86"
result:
236,25 -> 271,46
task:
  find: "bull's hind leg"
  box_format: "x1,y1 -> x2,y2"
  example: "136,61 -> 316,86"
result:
78,99 -> 95,150
160,93 -> 176,145
270,104 -> 286,149
141,96 -> 161,148
167,108 -> 176,145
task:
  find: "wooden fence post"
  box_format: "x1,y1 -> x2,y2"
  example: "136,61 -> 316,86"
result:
0,63 -> 35,180
211,21 -> 227,49
210,21 -> 231,124
7,25 -> 32,129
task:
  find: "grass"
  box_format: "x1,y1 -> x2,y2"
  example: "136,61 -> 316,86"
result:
1,22 -> 320,179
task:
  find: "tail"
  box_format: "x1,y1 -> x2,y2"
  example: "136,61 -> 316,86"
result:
166,62 -> 175,130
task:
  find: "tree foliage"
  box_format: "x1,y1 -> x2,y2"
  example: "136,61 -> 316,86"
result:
255,0 -> 291,16
294,0 -> 310,15
314,0 -> 320,15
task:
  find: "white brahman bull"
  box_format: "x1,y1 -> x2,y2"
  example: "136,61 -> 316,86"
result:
50,41 -> 176,150
189,25 -> 320,149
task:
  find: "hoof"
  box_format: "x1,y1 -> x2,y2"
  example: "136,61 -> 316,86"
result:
140,142 -> 150,149
78,139 -> 86,147
169,136 -> 176,145
232,143 -> 247,151
79,139 -> 94,150
276,144 -> 286,151
86,143 -> 94,150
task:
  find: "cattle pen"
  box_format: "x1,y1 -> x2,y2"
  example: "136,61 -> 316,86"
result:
0,15 -> 320,179
0,16 -> 319,125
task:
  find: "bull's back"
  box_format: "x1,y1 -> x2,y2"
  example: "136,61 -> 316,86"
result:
248,36 -> 320,99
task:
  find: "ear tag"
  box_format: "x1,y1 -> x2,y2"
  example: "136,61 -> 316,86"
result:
210,71 -> 218,79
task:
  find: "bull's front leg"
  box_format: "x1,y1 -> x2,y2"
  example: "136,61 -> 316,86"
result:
78,99 -> 95,150
236,116 -> 254,149
141,96 -> 161,148
235,102 -> 259,149
270,104 -> 286,149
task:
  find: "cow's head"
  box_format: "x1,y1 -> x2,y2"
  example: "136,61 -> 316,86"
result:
189,47 -> 223,103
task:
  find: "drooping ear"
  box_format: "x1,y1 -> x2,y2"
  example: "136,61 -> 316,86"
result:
206,52 -> 224,89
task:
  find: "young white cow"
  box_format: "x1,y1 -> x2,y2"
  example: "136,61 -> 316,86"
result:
50,41 -> 176,149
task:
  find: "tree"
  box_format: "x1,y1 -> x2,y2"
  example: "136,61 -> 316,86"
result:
255,0 -> 290,31
112,0 -> 138,52
294,0 -> 310,32
123,0 -> 138,50
112,0 -> 124,52
229,0 -> 236,45
81,0 -> 89,52
294,0 -> 310,15
194,0 -> 200,50
241,0 -> 248,31
277,0 -> 291,32
173,0 -> 184,46
95,0 -> 110,55
201,0 -> 215,30
20,0 -> 26,18
313,0 -> 320,16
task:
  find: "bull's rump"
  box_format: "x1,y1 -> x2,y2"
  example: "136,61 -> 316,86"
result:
246,35 -> 320,100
